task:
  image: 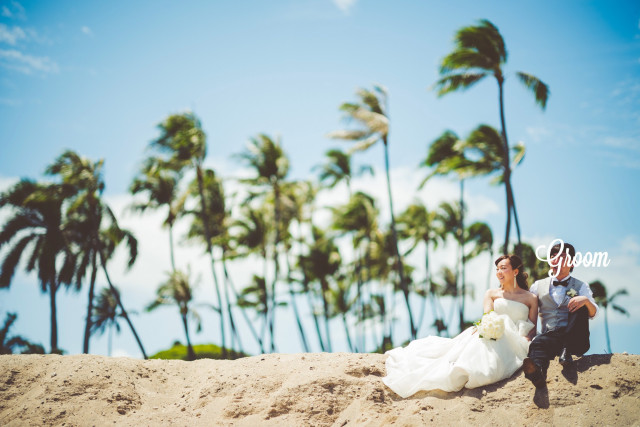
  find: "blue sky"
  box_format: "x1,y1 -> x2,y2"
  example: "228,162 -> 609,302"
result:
1,0 -> 639,358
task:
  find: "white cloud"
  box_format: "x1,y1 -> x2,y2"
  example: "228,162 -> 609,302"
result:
525,126 -> 551,143
0,23 -> 26,45
332,0 -> 358,14
0,48 -> 59,74
1,1 -> 26,20
81,26 -> 93,37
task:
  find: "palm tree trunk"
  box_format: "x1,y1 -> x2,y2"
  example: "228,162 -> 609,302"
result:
269,183 -> 282,353
49,280 -> 59,354
182,313 -> 196,361
459,179 -> 466,333
342,313 -> 354,352
168,223 -> 177,272
510,187 -> 523,256
382,137 -> 416,340
284,252 -> 310,352
295,222 -> 325,352
222,255 -> 258,353
417,242 -> 431,333
320,279 -> 332,352
108,323 -> 113,357
98,250 -> 147,359
605,307 -> 611,354
195,165 -> 226,358
82,253 -> 98,353
497,79 -> 513,254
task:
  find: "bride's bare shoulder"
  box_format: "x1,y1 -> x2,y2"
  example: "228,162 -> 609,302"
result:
524,290 -> 538,305
485,288 -> 501,299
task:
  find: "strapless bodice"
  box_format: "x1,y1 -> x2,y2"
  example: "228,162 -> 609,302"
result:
493,298 -> 529,322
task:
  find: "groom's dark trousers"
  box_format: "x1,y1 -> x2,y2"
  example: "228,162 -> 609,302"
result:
528,306 -> 590,372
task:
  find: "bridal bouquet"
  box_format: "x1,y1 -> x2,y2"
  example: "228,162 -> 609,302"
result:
475,311 -> 505,341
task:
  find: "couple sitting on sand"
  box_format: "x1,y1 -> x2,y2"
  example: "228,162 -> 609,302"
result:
382,241 -> 598,397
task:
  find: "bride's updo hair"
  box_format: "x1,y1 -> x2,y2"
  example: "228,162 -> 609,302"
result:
494,254 -> 529,290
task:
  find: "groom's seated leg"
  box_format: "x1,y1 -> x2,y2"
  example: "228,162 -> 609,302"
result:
525,331 -> 564,387
564,306 -> 590,357
529,330 -> 564,372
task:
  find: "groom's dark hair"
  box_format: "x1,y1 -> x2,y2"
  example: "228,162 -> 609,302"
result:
550,241 -> 576,272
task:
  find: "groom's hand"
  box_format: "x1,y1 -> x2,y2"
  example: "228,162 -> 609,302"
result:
568,296 -> 588,312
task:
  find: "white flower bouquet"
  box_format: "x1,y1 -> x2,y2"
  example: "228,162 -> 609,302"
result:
475,311 -> 505,341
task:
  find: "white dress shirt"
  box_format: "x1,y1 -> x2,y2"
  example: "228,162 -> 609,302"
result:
530,275 -> 599,318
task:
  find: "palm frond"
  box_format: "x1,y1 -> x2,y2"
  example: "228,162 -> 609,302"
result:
511,142 -> 526,167
516,72 -> 550,110
326,129 -> 370,141
433,73 -> 487,96
440,49 -> 494,73
0,234 -> 36,287
347,134 -> 380,154
611,304 -> 629,316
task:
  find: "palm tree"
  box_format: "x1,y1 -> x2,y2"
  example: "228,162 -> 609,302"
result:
130,156 -> 184,272
420,130 -> 476,333
91,286 -> 124,357
329,85 -> 417,340
147,269 -> 202,361
0,312 -> 44,354
396,202 -> 444,333
299,225 -> 342,352
518,242 -> 550,282
315,148 -> 373,196
237,133 -> 290,352
590,280 -> 629,354
232,205 -> 271,353
0,179 -> 76,353
185,168 -> 251,354
463,221 -> 494,292
461,125 -> 526,255
435,19 -> 549,253
332,191 -> 379,351
149,112 -> 227,357
46,150 -> 142,356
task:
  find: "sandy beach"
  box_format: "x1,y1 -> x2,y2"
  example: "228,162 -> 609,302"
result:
1,352 -> 639,426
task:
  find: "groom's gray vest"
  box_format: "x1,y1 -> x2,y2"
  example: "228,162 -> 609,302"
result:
535,277 -> 583,333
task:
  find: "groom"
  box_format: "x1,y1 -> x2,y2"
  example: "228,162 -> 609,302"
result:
523,241 -> 599,388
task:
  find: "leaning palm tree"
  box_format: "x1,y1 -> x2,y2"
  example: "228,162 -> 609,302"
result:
329,85 -> 417,340
0,312 -> 44,354
299,225 -> 342,352
150,112 -> 227,357
590,280 -> 629,354
463,221 -> 494,291
315,148 -> 373,196
461,124 -> 526,252
130,156 -> 184,272
396,202 -> 444,334
435,19 -> 549,253
331,191 -> 380,351
91,286 -> 124,357
46,150 -> 142,356
0,179 -> 76,354
237,133 -> 290,352
147,269 -> 202,361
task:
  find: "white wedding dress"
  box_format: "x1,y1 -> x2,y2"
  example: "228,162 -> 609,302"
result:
383,298 -> 534,397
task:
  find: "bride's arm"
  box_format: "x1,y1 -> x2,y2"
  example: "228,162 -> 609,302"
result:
526,296 -> 538,341
483,289 -> 494,313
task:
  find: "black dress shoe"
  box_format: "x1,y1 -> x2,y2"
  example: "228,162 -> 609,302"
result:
559,348 -> 573,366
522,357 -> 546,388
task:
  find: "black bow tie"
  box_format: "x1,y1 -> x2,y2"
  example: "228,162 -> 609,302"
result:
552,279 -> 569,287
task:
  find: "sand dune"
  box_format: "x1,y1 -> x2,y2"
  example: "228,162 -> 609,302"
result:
1,353 -> 638,426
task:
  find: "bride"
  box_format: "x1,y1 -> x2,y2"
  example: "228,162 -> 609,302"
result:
383,254 -> 538,397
